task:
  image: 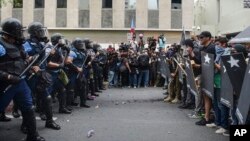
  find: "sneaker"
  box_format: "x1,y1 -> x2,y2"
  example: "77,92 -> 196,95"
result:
189,113 -> 201,119
134,86 -> 136,88
222,130 -> 230,136
128,86 -> 131,88
195,118 -> 212,126
206,123 -> 217,128
215,128 -> 227,134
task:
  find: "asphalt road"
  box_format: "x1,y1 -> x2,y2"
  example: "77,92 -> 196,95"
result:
0,87 -> 229,141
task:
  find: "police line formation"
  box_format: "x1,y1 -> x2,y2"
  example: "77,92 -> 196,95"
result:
0,17 -> 250,141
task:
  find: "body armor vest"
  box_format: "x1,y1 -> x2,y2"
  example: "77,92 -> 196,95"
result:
0,37 -> 26,76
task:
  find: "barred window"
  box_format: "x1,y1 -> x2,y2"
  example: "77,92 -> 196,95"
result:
13,0 -> 23,8
171,0 -> 181,9
35,0 -> 44,8
57,0 -> 67,8
102,0 -> 112,8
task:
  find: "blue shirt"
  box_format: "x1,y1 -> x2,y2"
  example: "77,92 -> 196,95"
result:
0,44 -> 6,57
69,51 -> 77,59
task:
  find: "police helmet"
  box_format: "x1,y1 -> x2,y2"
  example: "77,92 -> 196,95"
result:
50,33 -> 64,46
28,22 -> 48,42
83,38 -> 93,49
93,43 -> 101,53
1,18 -> 24,40
72,38 -> 86,50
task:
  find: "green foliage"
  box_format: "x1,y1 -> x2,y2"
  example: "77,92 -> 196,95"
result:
0,0 -> 22,8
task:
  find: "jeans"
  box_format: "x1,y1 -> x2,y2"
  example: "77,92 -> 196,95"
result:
108,71 -> 115,85
0,79 -> 33,112
138,69 -> 149,87
129,73 -> 137,87
213,88 -> 221,126
218,101 -> 230,129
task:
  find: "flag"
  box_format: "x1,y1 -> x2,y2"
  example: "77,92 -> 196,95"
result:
184,58 -> 198,97
201,52 -> 214,99
130,18 -> 135,39
236,60 -> 250,124
159,54 -> 170,79
180,27 -> 186,45
220,62 -> 233,108
221,53 -> 247,96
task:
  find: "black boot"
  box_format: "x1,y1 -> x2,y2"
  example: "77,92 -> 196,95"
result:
79,80 -> 90,108
0,112 -> 11,122
12,102 -> 21,118
43,96 -> 61,130
21,119 -> 28,134
22,109 -> 45,141
58,89 -> 71,114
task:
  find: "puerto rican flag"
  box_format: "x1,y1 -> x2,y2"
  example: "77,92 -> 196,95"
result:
130,18 -> 135,39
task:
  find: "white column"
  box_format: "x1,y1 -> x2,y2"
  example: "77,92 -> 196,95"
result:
1,1 -> 13,20
22,0 -> 34,26
113,0 -> 125,28
89,0 -> 102,28
136,0 -> 148,28
159,0 -> 171,29
44,0 -> 57,27
67,0 -> 79,28
182,0 -> 194,29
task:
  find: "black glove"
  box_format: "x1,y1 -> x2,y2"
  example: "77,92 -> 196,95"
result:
8,74 -> 21,84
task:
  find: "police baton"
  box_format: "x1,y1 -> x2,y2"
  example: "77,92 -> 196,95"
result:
27,43 -> 60,80
76,54 -> 89,79
3,55 -> 40,93
172,57 -> 187,76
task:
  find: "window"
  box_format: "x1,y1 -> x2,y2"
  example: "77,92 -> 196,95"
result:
171,0 -> 181,9
102,0 -> 112,8
35,0 -> 44,8
244,0 -> 250,8
148,0 -> 158,10
79,0 -> 89,10
57,0 -> 67,8
125,0 -> 136,9
13,0 -> 23,8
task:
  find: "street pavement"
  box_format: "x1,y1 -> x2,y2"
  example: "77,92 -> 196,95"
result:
0,87 -> 229,141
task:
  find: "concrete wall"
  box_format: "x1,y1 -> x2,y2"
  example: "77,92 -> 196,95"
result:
171,9 -> 182,29
34,9 -> 44,25
148,10 -> 159,28
113,0 -> 125,28
79,10 -> 90,27
12,9 -> 23,23
125,10 -> 136,28
102,9 -> 113,28
56,9 -> 67,27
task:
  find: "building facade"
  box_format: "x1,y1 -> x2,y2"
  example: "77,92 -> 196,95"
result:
194,0 -> 250,37
0,0 -> 193,44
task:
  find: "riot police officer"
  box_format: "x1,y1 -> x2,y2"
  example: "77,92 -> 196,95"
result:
22,22 -> 60,130
46,33 -> 71,114
65,38 -> 90,108
0,18 -> 45,141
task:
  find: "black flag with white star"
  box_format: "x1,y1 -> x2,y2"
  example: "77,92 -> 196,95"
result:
220,62 -> 234,108
159,54 -> 170,79
201,52 -> 214,99
236,60 -> 250,124
184,58 -> 198,97
221,53 -> 247,96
